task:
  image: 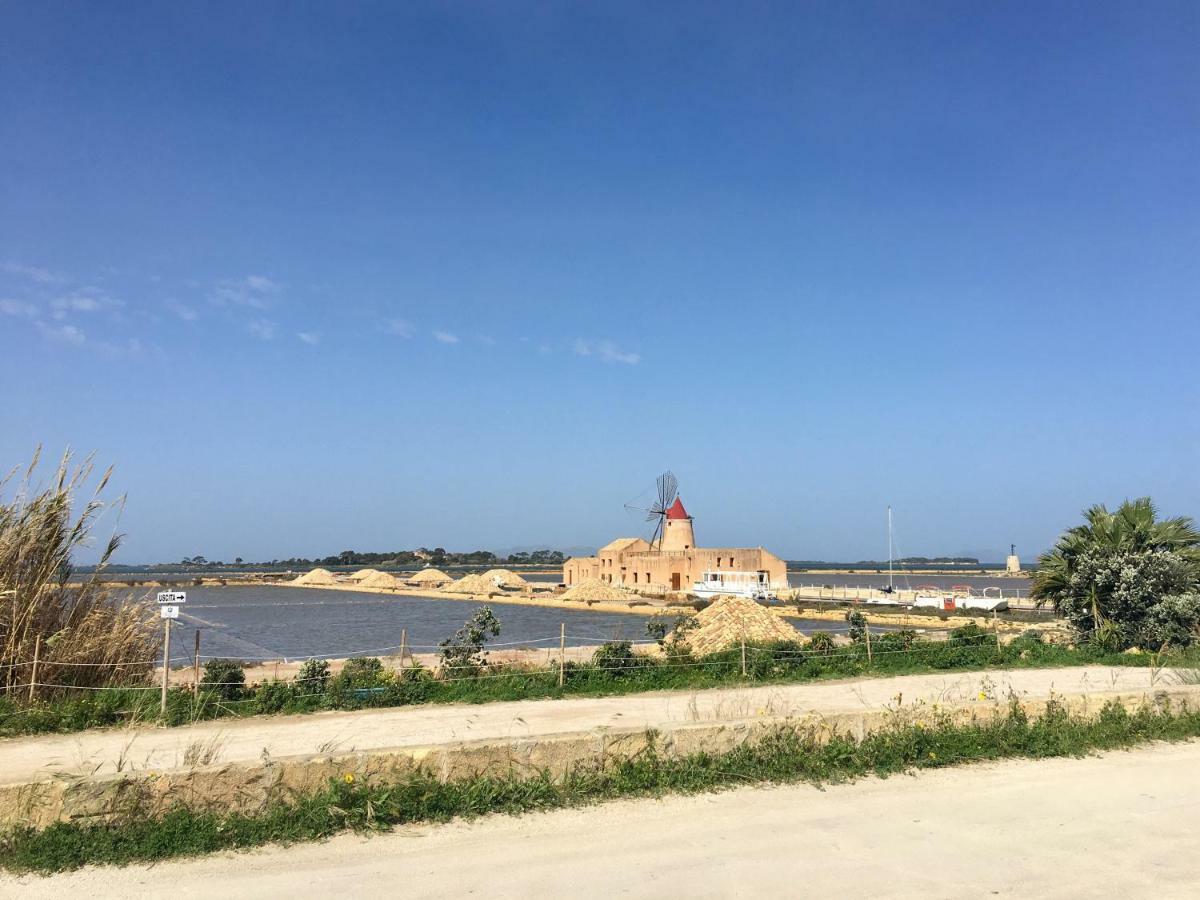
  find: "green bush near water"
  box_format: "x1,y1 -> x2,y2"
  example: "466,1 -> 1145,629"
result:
199,659 -> 245,701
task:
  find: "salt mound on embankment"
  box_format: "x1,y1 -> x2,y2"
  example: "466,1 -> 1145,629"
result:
675,595 -> 805,656
482,568 -> 528,588
407,567 -> 452,586
443,573 -> 501,594
359,570 -> 401,589
293,568 -> 338,586
443,569 -> 527,594
349,568 -> 382,582
560,578 -> 637,602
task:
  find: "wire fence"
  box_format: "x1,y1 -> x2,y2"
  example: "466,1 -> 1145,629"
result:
0,624 -> 1078,701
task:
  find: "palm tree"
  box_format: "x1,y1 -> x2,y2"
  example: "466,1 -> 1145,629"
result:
1033,499 -> 1200,606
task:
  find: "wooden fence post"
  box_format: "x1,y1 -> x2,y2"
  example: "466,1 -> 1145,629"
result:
993,610 -> 1001,653
741,633 -> 748,677
558,623 -> 566,687
28,635 -> 41,703
865,622 -> 873,664
193,630 -> 201,694
399,628 -> 408,682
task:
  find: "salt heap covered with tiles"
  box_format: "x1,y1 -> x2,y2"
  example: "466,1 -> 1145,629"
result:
676,595 -> 806,655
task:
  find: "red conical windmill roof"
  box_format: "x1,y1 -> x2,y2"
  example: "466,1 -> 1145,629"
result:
665,497 -> 690,520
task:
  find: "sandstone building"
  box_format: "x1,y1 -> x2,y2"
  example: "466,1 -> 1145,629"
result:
562,498 -> 787,594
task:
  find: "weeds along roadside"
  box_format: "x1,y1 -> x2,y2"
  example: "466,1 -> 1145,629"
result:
2,625 -> 1197,739
2,696 -> 1199,874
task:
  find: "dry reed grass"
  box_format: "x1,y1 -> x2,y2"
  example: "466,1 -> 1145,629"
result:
0,448 -> 160,697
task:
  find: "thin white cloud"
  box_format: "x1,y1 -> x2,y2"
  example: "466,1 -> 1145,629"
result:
39,322 -> 86,345
51,295 -> 101,313
0,298 -> 37,317
477,334 -> 496,346
1,261 -> 66,284
247,318 -> 277,340
95,337 -> 144,359
383,318 -> 414,338
244,275 -> 280,293
433,330 -> 459,345
573,338 -> 639,365
211,275 -> 281,309
46,288 -> 123,321
297,331 -> 320,345
168,301 -> 199,322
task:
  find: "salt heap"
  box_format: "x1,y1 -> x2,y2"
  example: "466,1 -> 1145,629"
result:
407,568 -> 452,587
293,567 -> 338,586
560,578 -> 636,602
359,570 -> 401,589
482,568 -> 528,588
444,573 -> 502,594
675,595 -> 805,656
443,568 -> 528,594
349,568 -> 382,582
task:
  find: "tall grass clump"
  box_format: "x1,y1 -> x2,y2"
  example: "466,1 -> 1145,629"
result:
0,448 -> 159,696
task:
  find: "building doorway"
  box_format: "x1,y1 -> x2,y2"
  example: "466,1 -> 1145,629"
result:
671,572 -> 681,591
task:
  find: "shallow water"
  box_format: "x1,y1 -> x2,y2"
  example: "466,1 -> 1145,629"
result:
141,585 -> 864,663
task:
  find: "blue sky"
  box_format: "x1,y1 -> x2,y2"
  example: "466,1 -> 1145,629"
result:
2,2 -> 1197,564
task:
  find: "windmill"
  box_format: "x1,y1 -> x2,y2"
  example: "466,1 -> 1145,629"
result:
624,471 -> 679,550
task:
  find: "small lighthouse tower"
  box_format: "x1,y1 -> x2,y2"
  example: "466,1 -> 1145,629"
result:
660,497 -> 695,551
1005,544 -> 1021,574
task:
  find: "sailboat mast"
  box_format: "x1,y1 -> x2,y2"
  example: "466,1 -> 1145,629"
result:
887,506 -> 894,591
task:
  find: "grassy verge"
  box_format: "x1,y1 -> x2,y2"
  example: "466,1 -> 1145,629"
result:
2,627 -> 1194,738
3,697 -> 1198,873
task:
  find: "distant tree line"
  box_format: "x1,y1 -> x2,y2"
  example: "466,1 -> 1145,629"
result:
146,548 -> 567,570
788,557 -> 982,567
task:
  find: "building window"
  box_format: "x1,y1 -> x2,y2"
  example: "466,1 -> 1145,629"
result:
646,573 -> 651,583
633,572 -> 638,583
729,557 -> 734,568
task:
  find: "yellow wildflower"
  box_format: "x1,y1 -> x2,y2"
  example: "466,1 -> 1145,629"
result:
343,773 -> 355,784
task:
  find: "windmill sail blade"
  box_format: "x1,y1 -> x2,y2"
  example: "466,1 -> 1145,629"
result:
649,516 -> 664,547
656,472 -> 678,512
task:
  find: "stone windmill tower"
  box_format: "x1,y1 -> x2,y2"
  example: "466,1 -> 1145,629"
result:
625,471 -> 694,551
660,497 -> 695,551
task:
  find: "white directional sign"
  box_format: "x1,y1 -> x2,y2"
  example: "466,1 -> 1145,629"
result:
157,591 -> 187,605
160,605 -> 180,619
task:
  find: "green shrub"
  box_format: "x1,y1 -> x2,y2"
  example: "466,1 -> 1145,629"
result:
873,630 -> 918,654
438,607 -> 501,673
335,657 -> 386,687
807,631 -> 835,654
200,659 -> 245,701
845,610 -> 867,643
297,658 -> 331,691
591,641 -> 648,677
254,680 -> 293,714
948,624 -> 989,647
1031,499 -> 1200,649
1135,593 -> 1200,651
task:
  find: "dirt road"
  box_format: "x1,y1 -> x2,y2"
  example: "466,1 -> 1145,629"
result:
7,740 -> 1198,898
0,665 -> 1177,785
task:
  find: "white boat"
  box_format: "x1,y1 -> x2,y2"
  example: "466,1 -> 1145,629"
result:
692,570 -> 776,601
